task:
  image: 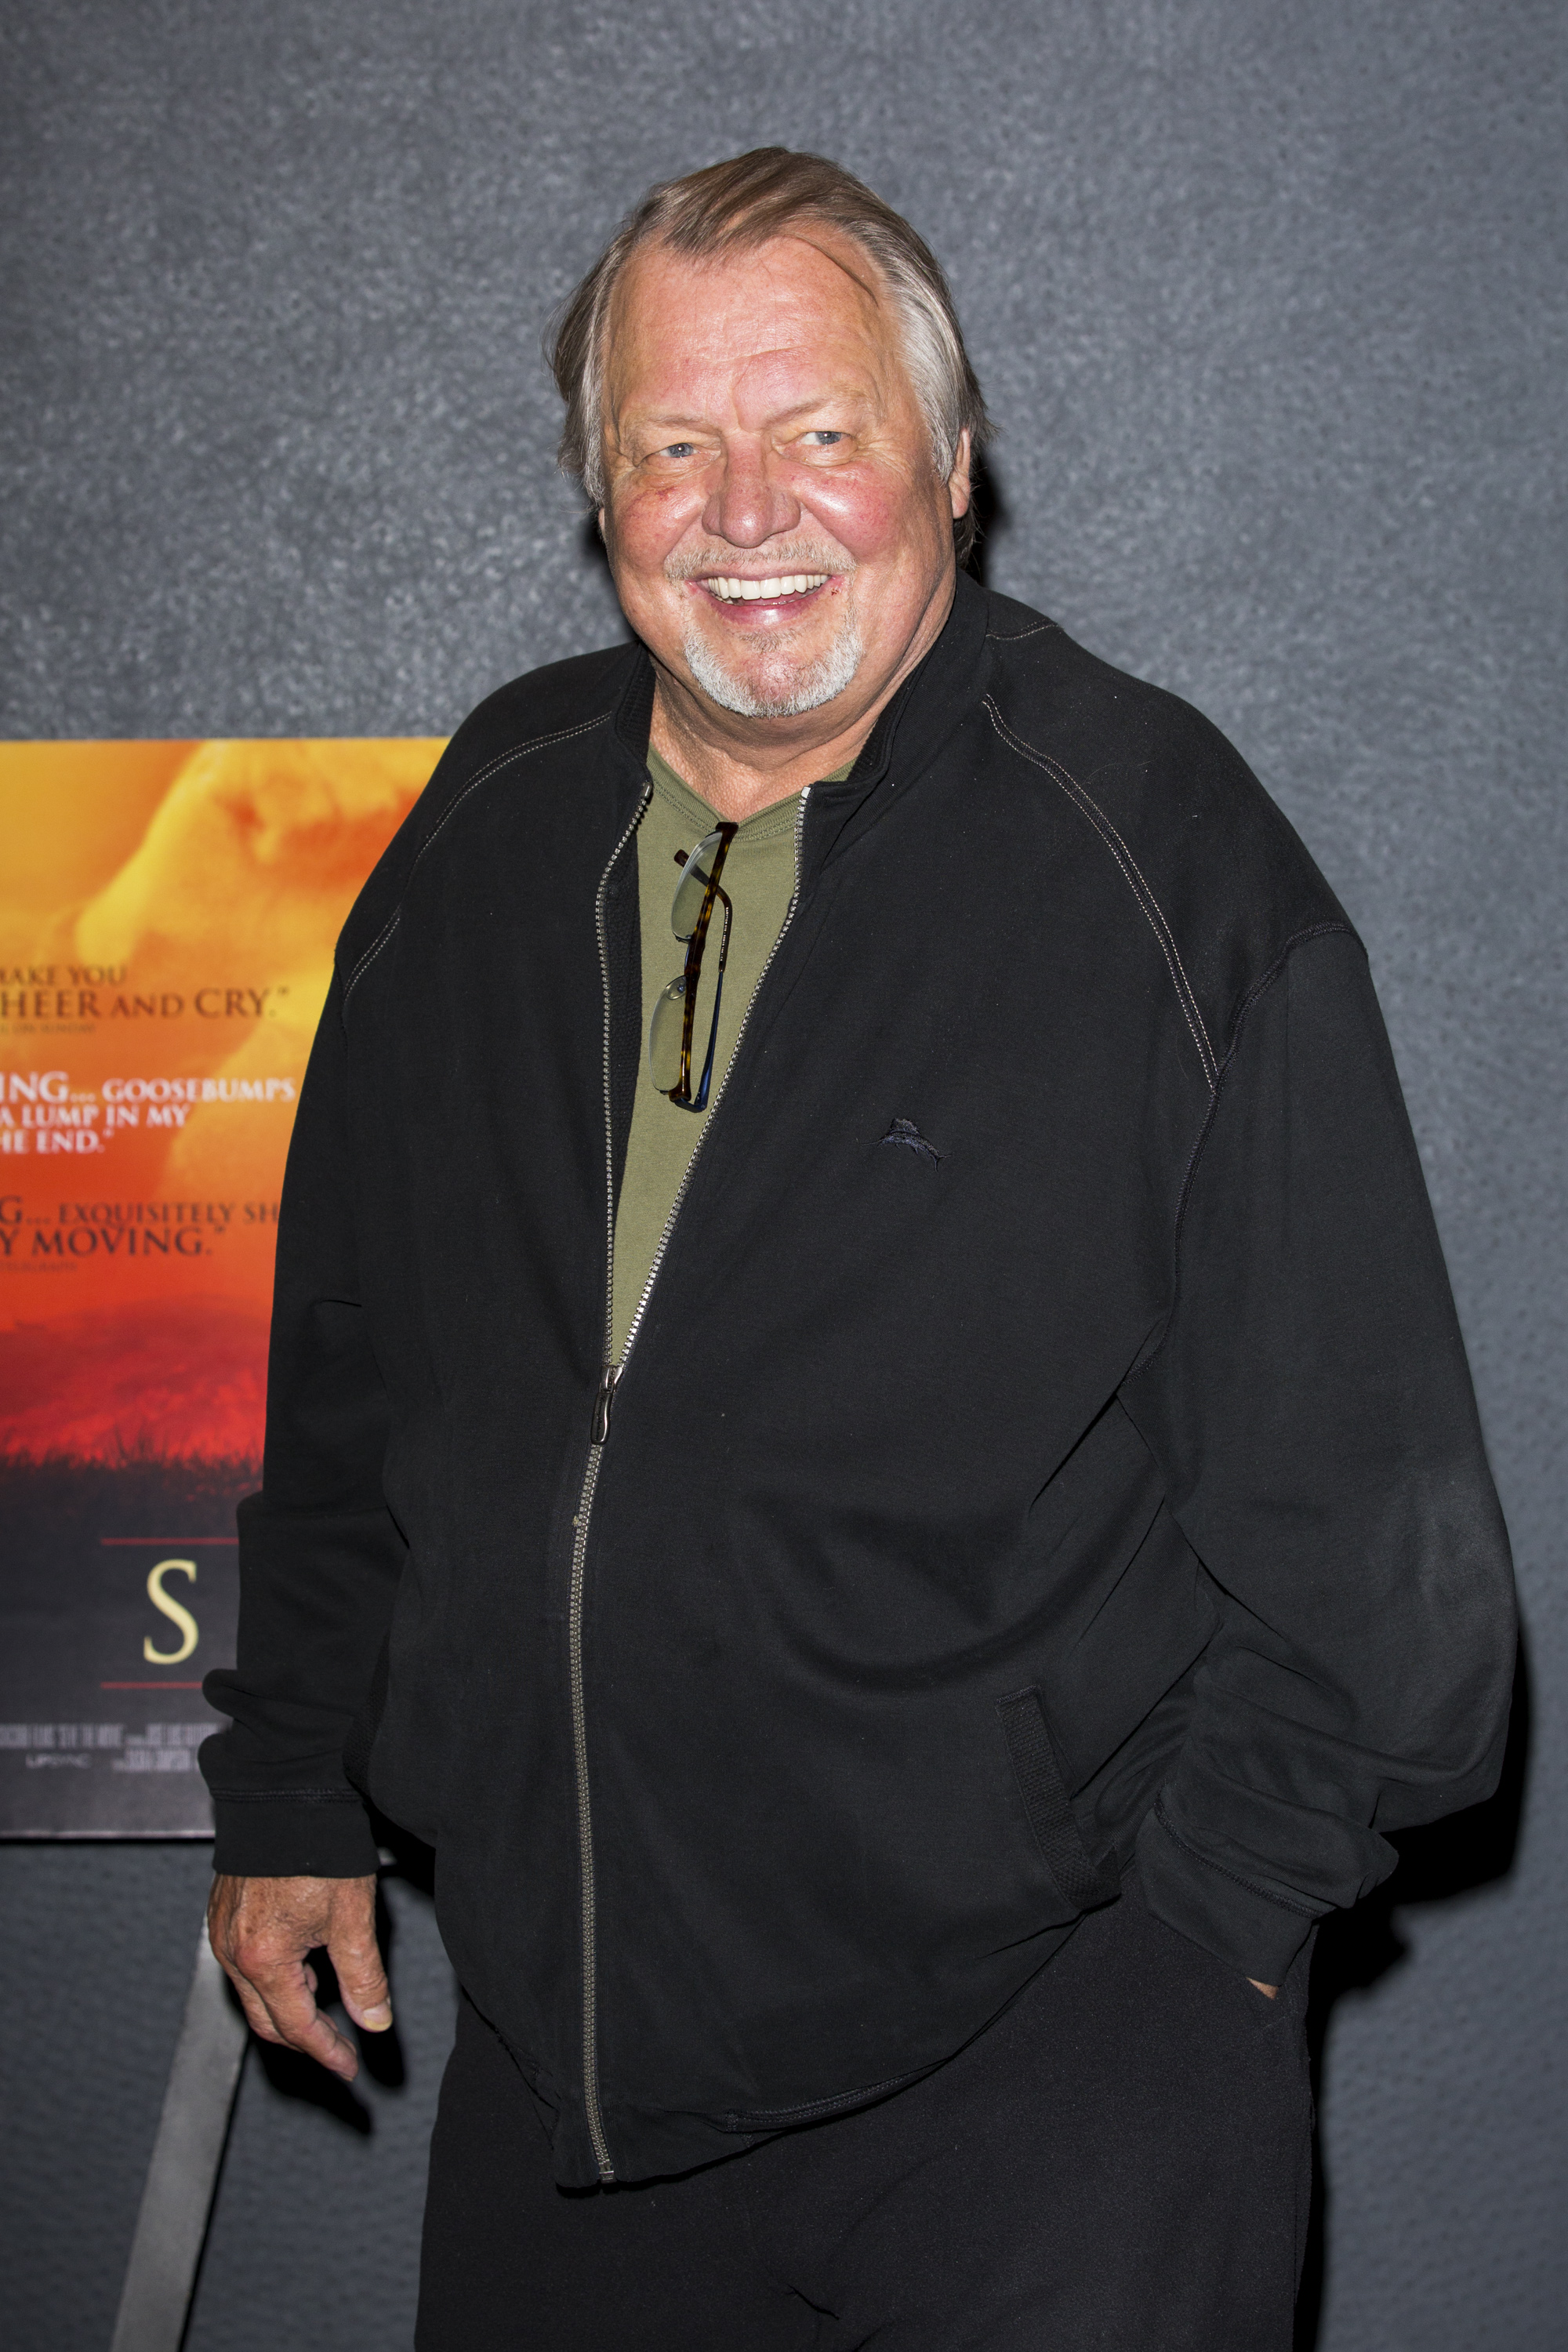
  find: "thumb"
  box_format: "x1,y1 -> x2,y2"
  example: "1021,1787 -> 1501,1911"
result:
328,1896 -> 393,2033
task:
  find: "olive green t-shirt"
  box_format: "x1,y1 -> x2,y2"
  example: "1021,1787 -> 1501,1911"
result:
609,749 -> 849,1363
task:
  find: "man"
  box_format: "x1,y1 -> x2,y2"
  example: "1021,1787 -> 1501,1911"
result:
203,149 -> 1516,2349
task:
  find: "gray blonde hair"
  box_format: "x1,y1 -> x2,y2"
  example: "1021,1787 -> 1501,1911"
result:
548,147 -> 991,563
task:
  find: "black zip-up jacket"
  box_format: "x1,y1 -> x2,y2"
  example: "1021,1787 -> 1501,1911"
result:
203,575 -> 1516,2187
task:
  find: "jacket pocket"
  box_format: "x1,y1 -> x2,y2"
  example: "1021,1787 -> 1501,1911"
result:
996,1686 -> 1120,1911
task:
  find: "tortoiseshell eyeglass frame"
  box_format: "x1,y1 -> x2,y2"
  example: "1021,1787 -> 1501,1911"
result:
662,822 -> 738,1111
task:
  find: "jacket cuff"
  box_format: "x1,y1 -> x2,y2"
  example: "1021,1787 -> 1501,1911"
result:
1134,1802 -> 1321,1984
210,1793 -> 381,1878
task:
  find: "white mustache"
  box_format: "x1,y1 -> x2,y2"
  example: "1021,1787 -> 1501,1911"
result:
664,543 -> 851,583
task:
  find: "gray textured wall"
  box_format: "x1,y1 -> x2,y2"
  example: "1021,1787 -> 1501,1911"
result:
2,2 -> 1563,2346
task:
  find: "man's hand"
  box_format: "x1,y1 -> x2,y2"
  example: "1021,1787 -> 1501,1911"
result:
1248,1979 -> 1279,2000
208,1874 -> 391,2082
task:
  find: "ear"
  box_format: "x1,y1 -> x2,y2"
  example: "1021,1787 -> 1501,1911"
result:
946,428 -> 973,521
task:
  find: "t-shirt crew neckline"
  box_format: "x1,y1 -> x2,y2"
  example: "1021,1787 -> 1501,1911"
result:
643,745 -> 804,840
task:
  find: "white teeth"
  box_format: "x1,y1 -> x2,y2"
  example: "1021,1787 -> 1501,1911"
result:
705,572 -> 831,601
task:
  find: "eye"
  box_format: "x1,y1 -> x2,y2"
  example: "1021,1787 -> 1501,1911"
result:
800,430 -> 846,447
656,441 -> 698,460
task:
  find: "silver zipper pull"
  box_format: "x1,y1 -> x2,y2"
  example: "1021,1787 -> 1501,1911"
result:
592,1363 -> 620,1446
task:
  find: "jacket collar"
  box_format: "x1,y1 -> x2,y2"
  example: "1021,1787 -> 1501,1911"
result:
806,569 -> 991,870
607,568 -> 993,849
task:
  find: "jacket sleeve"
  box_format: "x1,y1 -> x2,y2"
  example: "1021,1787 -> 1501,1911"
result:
200,969 -> 401,1876
1120,927 -> 1517,1981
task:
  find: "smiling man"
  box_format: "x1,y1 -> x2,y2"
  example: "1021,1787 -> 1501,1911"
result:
201,151 -> 1515,2350
600,219 -> 966,795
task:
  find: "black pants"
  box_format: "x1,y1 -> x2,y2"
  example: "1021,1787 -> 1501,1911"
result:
417,1877 -> 1313,2350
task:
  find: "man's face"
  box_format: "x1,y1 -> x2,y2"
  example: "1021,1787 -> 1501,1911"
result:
599,232 -> 969,728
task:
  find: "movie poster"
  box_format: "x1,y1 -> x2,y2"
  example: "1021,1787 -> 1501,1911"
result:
0,738 -> 444,1835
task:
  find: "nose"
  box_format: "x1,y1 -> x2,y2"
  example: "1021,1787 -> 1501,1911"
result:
702,437 -> 800,549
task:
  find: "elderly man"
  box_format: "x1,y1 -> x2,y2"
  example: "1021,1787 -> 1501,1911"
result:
203,150 -> 1515,2350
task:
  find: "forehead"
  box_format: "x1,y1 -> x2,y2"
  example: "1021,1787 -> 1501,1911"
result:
604,231 -> 902,409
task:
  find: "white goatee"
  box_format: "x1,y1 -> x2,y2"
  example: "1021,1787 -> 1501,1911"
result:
681,612 -> 865,719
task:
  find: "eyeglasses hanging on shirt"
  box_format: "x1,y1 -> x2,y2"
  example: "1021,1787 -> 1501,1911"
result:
648,825 -> 738,1111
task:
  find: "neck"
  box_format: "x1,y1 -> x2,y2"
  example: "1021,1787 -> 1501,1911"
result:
646,570 -> 956,823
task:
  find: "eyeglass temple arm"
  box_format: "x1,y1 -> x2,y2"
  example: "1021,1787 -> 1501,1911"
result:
684,887 -> 733,1111
692,967 -> 725,1109
710,884 -> 733,971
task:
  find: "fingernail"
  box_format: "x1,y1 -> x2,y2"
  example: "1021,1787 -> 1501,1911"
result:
361,2003 -> 393,2030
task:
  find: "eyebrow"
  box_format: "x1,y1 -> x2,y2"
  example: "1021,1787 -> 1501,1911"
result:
622,387 -> 873,434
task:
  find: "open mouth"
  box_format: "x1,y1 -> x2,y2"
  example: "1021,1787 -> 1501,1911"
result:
695,572 -> 834,615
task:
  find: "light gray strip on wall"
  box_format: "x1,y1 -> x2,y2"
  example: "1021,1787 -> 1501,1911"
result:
110,1930 -> 248,2352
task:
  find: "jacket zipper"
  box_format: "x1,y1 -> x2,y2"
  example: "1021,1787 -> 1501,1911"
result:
569,781 -> 812,2183
570,785 -> 649,2184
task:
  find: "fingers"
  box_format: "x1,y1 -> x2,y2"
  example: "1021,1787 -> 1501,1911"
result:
206,1874 -> 380,2079
223,1969 -> 288,2047
328,1882 -> 393,2033
247,1951 -> 362,2078
267,1975 -> 362,2076
218,1941 -> 358,2076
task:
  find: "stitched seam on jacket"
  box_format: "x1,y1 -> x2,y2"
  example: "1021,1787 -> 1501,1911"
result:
340,712 -> 613,1015
985,621 -> 1058,642
343,907 -> 401,1009
410,713 -> 610,875
982,696 -> 1218,1087
1152,1796 -> 1323,1920
1124,920 -> 1359,1385
1214,921 -> 1359,1080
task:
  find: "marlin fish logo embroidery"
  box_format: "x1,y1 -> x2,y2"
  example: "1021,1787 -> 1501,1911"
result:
881,1116 -> 942,1169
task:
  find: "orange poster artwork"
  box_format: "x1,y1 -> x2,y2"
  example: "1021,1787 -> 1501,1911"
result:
1,738 -> 444,1463
0,737 -> 445,1835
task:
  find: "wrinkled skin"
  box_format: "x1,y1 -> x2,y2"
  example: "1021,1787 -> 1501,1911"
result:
208,1874 -> 391,2080
601,230 -> 972,822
